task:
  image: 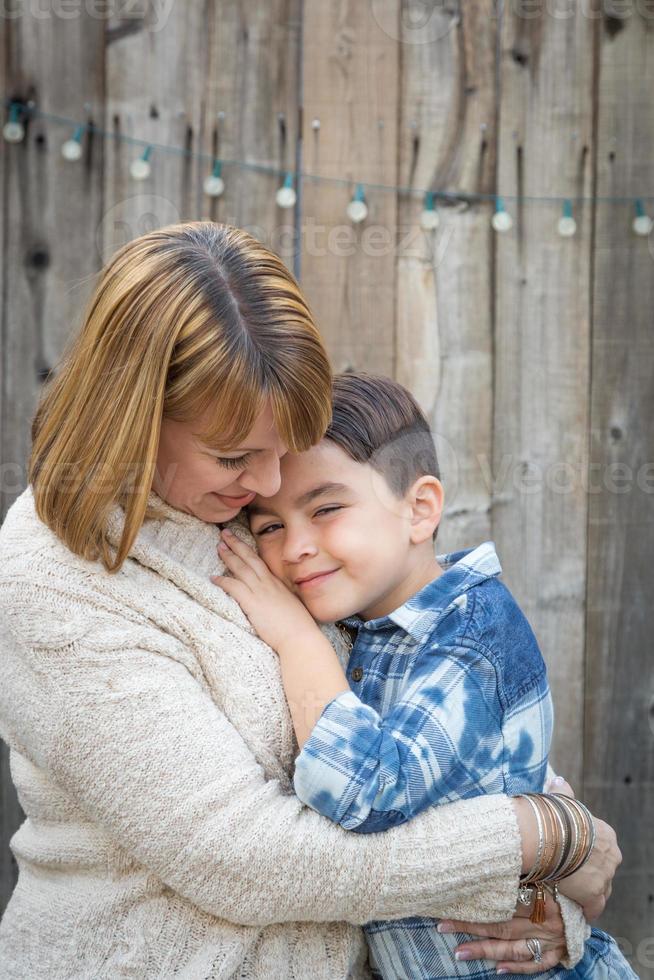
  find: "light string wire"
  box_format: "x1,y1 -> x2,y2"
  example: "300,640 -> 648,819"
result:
3,99 -> 654,209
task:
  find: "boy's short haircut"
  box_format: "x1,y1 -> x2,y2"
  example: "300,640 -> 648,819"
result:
325,373 -> 440,505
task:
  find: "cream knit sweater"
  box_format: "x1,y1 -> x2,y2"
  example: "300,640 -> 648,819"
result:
0,486 -> 588,979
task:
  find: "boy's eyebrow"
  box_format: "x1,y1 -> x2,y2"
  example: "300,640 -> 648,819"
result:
248,482 -> 351,518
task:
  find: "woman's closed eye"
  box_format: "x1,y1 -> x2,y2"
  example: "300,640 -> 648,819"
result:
217,453 -> 253,470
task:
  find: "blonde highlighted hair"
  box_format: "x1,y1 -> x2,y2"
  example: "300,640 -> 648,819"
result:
30,222 -> 332,572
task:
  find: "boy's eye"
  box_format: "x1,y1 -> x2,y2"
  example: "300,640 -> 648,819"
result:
253,506 -> 342,536
217,453 -> 253,470
254,523 -> 282,536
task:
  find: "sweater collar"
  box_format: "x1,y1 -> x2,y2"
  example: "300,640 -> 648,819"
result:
105,489 -> 257,633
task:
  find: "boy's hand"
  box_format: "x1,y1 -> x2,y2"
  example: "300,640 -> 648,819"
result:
211,528 -> 317,651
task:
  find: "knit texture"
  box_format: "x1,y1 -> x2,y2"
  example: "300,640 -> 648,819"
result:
0,486 -> 585,978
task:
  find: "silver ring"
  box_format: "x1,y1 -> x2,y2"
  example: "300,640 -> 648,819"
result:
526,937 -> 543,963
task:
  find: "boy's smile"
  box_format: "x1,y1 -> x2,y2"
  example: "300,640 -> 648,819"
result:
247,440 -> 443,623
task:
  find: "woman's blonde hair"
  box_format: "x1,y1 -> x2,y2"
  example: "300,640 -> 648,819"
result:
29,221 -> 332,572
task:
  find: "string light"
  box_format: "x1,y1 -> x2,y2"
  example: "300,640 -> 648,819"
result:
276,172 -> 297,209
130,145 -> 153,181
557,199 -> 577,237
203,159 -> 225,198
633,199 -> 653,237
420,191 -> 440,231
347,184 -> 368,223
3,104 -> 24,143
61,125 -> 85,162
4,101 -> 653,235
492,196 -> 513,233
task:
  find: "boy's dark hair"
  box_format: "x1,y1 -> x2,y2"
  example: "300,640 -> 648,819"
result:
325,373 -> 440,525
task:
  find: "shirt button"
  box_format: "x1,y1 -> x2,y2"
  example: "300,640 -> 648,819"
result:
351,667 -> 364,682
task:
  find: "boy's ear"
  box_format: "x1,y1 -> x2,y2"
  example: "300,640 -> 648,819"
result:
408,476 -> 444,544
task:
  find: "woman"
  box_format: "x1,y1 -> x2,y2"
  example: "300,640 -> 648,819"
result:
0,222 -> 620,978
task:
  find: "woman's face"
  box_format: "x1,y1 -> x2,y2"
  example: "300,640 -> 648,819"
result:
152,399 -> 288,523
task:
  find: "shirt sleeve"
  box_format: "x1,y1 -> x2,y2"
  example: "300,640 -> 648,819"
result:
294,640 -> 510,831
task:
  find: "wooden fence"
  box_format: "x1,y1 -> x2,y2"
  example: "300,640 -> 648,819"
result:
1,0 -> 652,971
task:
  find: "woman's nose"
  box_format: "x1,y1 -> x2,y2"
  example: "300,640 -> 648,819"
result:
240,452 -> 282,497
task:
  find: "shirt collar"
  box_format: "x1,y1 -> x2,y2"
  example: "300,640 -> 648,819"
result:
340,541 -> 502,642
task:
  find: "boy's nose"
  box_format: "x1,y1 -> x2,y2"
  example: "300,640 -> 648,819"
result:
282,536 -> 319,564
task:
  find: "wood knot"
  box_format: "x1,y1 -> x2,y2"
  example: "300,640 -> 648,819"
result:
26,246 -> 50,270
511,47 -> 529,67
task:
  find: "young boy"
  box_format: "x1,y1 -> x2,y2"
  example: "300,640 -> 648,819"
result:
213,373 -> 634,980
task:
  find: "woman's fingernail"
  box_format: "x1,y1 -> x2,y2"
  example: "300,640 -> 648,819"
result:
551,776 -> 565,786
497,970 -> 510,975
455,951 -> 473,961
222,528 -> 233,536
437,923 -> 454,934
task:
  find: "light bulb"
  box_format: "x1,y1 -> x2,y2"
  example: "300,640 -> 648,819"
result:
420,207 -> 440,231
557,215 -> 577,237
276,185 -> 297,208
130,157 -> 151,180
347,185 -> 368,223
632,200 -> 652,236
347,199 -> 368,223
276,174 -> 297,209
491,208 -> 513,232
633,214 -> 653,236
204,174 -> 225,197
61,125 -> 84,162
3,106 -> 24,144
62,138 -> 83,161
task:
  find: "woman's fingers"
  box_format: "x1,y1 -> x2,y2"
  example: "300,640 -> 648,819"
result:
441,915 -> 556,941
496,946 -> 565,974
451,937 -> 563,968
448,935 -> 566,975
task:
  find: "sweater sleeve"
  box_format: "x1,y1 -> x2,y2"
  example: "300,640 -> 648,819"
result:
0,588 -> 523,929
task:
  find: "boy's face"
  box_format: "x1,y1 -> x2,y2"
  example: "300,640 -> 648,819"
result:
247,440 -> 428,623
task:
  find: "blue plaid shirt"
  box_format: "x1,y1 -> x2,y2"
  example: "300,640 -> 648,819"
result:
293,543 -> 632,980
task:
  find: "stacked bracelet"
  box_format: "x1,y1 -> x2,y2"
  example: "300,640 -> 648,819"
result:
515,792 -> 596,923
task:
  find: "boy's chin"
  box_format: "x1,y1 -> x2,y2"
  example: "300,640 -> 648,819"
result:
305,601 -> 360,625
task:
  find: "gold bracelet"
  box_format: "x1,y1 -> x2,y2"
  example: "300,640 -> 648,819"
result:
552,794 -> 594,879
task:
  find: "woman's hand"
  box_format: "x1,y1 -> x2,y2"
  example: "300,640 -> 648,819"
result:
514,776 -> 621,922
535,777 -> 621,922
438,892 -> 566,975
211,528 -> 317,651
556,814 -> 620,920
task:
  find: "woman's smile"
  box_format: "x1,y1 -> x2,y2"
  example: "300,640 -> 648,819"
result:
213,490 -> 257,507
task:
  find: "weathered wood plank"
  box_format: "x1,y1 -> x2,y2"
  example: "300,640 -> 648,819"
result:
0,6 -> 105,914
102,2 -> 206,263
103,1 -> 301,271
492,9 -> 595,791
395,0 -> 498,552
300,0 -> 400,374
585,13 -> 654,971
201,0 -> 301,274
